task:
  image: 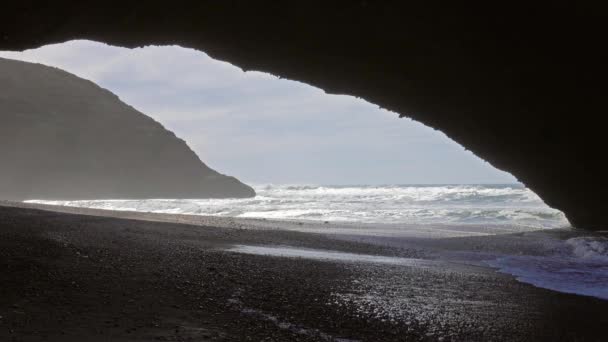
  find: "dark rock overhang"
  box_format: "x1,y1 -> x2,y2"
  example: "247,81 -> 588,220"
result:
1,2 -> 606,229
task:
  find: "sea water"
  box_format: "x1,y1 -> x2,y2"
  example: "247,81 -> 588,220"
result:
27,184 -> 608,300
26,184 -> 568,228
486,236 -> 608,299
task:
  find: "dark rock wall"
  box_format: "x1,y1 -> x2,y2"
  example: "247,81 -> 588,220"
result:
0,57 -> 255,200
0,2 -> 606,228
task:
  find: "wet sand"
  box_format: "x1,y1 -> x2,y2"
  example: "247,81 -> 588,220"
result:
1,203 -> 607,341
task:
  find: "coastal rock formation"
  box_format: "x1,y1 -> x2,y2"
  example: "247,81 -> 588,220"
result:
0,57 -> 255,200
0,3 -> 606,228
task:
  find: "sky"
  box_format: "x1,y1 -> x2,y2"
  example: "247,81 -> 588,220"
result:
0,40 -> 517,185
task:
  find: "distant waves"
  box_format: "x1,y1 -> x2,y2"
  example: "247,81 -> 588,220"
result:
26,184 -> 569,228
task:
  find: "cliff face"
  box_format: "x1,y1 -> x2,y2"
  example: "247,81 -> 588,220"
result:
0,57 -> 255,200
0,3 -> 606,228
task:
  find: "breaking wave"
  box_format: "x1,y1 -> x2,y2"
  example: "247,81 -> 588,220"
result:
487,237 -> 608,299
27,184 -> 568,228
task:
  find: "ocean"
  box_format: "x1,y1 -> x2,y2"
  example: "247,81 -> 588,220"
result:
27,184 -> 568,228
27,184 -> 608,300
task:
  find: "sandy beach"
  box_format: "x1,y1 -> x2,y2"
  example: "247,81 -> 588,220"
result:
1,202 -> 607,341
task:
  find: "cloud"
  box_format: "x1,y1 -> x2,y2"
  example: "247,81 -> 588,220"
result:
0,40 -> 517,185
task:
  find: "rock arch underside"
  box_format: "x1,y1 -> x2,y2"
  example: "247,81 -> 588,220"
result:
1,2 -> 606,230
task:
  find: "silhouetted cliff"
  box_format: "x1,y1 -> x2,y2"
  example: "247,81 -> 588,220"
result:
0,57 -> 255,200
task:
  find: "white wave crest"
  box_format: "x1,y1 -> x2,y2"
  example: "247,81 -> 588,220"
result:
486,236 -> 608,300
566,237 -> 608,262
26,184 -> 568,228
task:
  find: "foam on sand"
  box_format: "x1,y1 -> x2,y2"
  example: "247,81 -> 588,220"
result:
486,237 -> 608,300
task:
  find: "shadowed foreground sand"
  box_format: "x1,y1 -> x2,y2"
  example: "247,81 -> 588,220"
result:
1,204 -> 607,341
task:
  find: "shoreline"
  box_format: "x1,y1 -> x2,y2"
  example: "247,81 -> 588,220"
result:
4,200 -> 570,237
1,203 -> 607,341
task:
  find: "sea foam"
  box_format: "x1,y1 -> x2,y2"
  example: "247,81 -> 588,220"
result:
486,237 -> 608,300
26,184 -> 568,228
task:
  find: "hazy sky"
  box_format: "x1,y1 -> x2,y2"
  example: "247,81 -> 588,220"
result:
1,40 -> 517,185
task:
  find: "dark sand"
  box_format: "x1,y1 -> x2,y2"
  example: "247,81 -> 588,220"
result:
1,203 -> 607,341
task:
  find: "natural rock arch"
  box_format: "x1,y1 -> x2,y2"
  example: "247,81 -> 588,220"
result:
1,2 -> 606,229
